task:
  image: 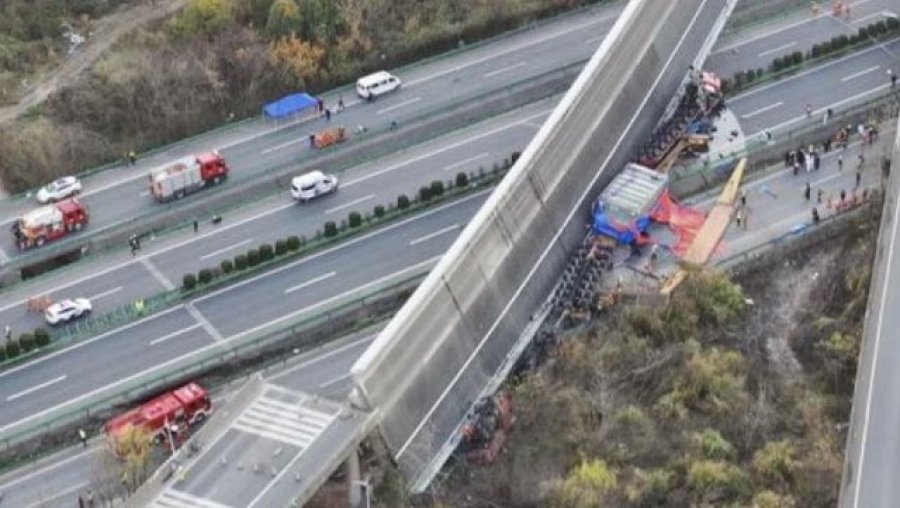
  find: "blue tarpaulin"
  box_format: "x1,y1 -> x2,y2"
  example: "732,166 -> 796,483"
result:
263,92 -> 318,119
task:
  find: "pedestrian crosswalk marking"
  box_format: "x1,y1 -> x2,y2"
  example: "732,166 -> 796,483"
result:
231,394 -> 335,449
152,488 -> 233,508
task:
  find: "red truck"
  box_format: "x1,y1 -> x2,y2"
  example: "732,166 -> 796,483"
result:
148,151 -> 229,202
11,197 -> 89,250
104,382 -> 211,455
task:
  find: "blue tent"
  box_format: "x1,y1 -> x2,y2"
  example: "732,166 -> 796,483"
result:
262,93 -> 318,119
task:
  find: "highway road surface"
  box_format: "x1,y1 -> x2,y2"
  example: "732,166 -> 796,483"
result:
0,0 -> 878,263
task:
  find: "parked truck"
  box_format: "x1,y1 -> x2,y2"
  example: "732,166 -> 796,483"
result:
149,151 -> 229,202
11,197 -> 89,250
104,382 -> 211,456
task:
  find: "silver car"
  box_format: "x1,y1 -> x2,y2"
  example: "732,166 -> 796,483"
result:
44,298 -> 92,325
36,176 -> 83,204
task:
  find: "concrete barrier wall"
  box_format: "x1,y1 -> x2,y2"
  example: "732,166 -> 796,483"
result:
350,0 -> 734,487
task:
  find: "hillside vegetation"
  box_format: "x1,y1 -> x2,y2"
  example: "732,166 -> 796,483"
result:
0,0 -> 598,192
414,223 -> 875,507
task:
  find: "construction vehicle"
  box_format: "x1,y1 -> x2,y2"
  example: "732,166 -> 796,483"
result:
460,392 -> 515,465
314,126 -> 348,149
11,198 -> 89,250
149,151 -> 229,202
104,382 -> 211,456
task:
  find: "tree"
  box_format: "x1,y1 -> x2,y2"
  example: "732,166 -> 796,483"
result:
373,205 -> 385,218
265,0 -> 301,39
182,273 -> 197,290
268,35 -> 325,88
18,332 -> 35,353
259,243 -> 274,261
430,180 -> 445,197
323,221 -> 338,237
113,425 -> 153,493
455,171 -> 469,188
221,259 -> 234,274
348,211 -> 362,228
246,248 -> 261,266
234,253 -> 248,270
198,269 -> 214,284
286,235 -> 301,251
397,194 -> 410,210
170,0 -> 235,39
554,458 -> 617,508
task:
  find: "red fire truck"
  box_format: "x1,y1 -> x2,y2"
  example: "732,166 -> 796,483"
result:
11,197 -> 89,250
148,151 -> 229,202
104,382 -> 211,455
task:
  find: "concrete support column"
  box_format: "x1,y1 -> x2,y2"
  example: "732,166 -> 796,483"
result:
347,448 -> 361,506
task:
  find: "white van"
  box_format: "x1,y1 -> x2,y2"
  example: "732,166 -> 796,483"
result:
356,71 -> 401,100
291,171 -> 339,202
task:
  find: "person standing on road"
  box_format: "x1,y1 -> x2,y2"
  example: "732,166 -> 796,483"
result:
804,181 -> 811,201
856,170 -> 862,188
193,220 -> 199,233
740,188 -> 746,208
837,155 -> 843,172
817,188 -> 823,203
812,206 -> 820,224
338,96 -> 345,111
325,108 -> 331,122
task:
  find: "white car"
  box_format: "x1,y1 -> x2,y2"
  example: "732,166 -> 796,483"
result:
291,171 -> 339,202
356,71 -> 401,100
36,176 -> 82,204
44,298 -> 92,325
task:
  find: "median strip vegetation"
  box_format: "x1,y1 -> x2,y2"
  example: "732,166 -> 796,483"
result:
0,153 -> 520,371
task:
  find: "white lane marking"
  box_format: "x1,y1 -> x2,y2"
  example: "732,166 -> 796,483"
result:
191,190 -> 489,306
713,0 -> 874,54
88,286 -> 122,302
24,481 -> 88,508
268,334 -> 376,382
139,190 -> 150,197
852,11 -> 886,25
757,41 -> 796,58
0,448 -> 91,491
409,224 -> 460,246
729,40 -> 897,102
584,35 -> 606,45
853,140 -> 900,508
483,61 -> 527,78
395,0 -> 709,460
318,373 -> 352,389
747,83 -> 890,138
741,101 -> 783,119
0,201 -> 295,315
325,194 -> 374,215
261,137 -> 304,155
376,97 -> 422,115
149,323 -> 202,346
284,272 -> 337,295
0,254 -> 440,434
200,239 -> 253,260
443,152 -> 490,172
841,65 -> 881,82
7,375 -> 67,402
403,11 -> 618,88
342,109 -> 549,188
186,303 -> 224,344
140,257 -> 175,291
0,246 -> 10,264
0,305 -> 185,382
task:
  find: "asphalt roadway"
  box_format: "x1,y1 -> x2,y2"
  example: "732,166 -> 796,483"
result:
0,0 -> 884,263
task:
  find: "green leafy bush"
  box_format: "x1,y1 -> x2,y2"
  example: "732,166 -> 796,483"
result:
221,259 -> 234,274
34,328 -> 50,347
430,180 -> 444,197
5,340 -> 20,359
323,221 -> 338,237
275,239 -> 288,256
198,269 -> 213,284
419,185 -> 432,202
234,253 -> 248,270
286,235 -> 301,251
247,248 -> 261,266
183,273 -> 197,290
455,171 -> 469,188
373,205 -> 385,218
18,332 -> 35,353
348,211 -> 362,228
397,194 -> 410,210
259,243 -> 274,261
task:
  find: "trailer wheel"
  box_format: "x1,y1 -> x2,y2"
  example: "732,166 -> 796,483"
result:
35,236 -> 46,247
74,222 -> 83,231
212,176 -> 221,185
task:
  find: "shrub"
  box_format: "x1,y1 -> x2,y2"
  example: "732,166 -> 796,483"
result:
770,57 -> 783,72
0,345 -> 5,362
286,235 -> 301,251
234,253 -> 248,270
809,44 -> 821,58
221,259 -> 234,274
373,205 -> 385,218
275,239 -> 288,256
18,333 -> 35,353
430,180 -> 445,197
247,248 -> 261,266
34,328 -> 50,347
419,185 -> 432,202
339,219 -> 348,231
323,221 -> 338,237
455,171 -> 469,188
887,17 -> 899,31
397,194 -> 410,210
198,269 -> 213,285
348,211 -> 362,228
182,273 -> 197,290
511,151 -> 522,165
5,340 -> 20,359
874,20 -> 887,35
790,51 -> 803,65
259,243 -> 274,261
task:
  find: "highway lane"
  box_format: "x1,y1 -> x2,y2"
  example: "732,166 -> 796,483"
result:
0,2 -> 625,260
0,329 -> 375,508
729,37 -> 900,137
0,0 -> 860,262
707,0 -> 897,76
0,102 -> 551,336
0,192 -> 485,433
0,36 -> 892,335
